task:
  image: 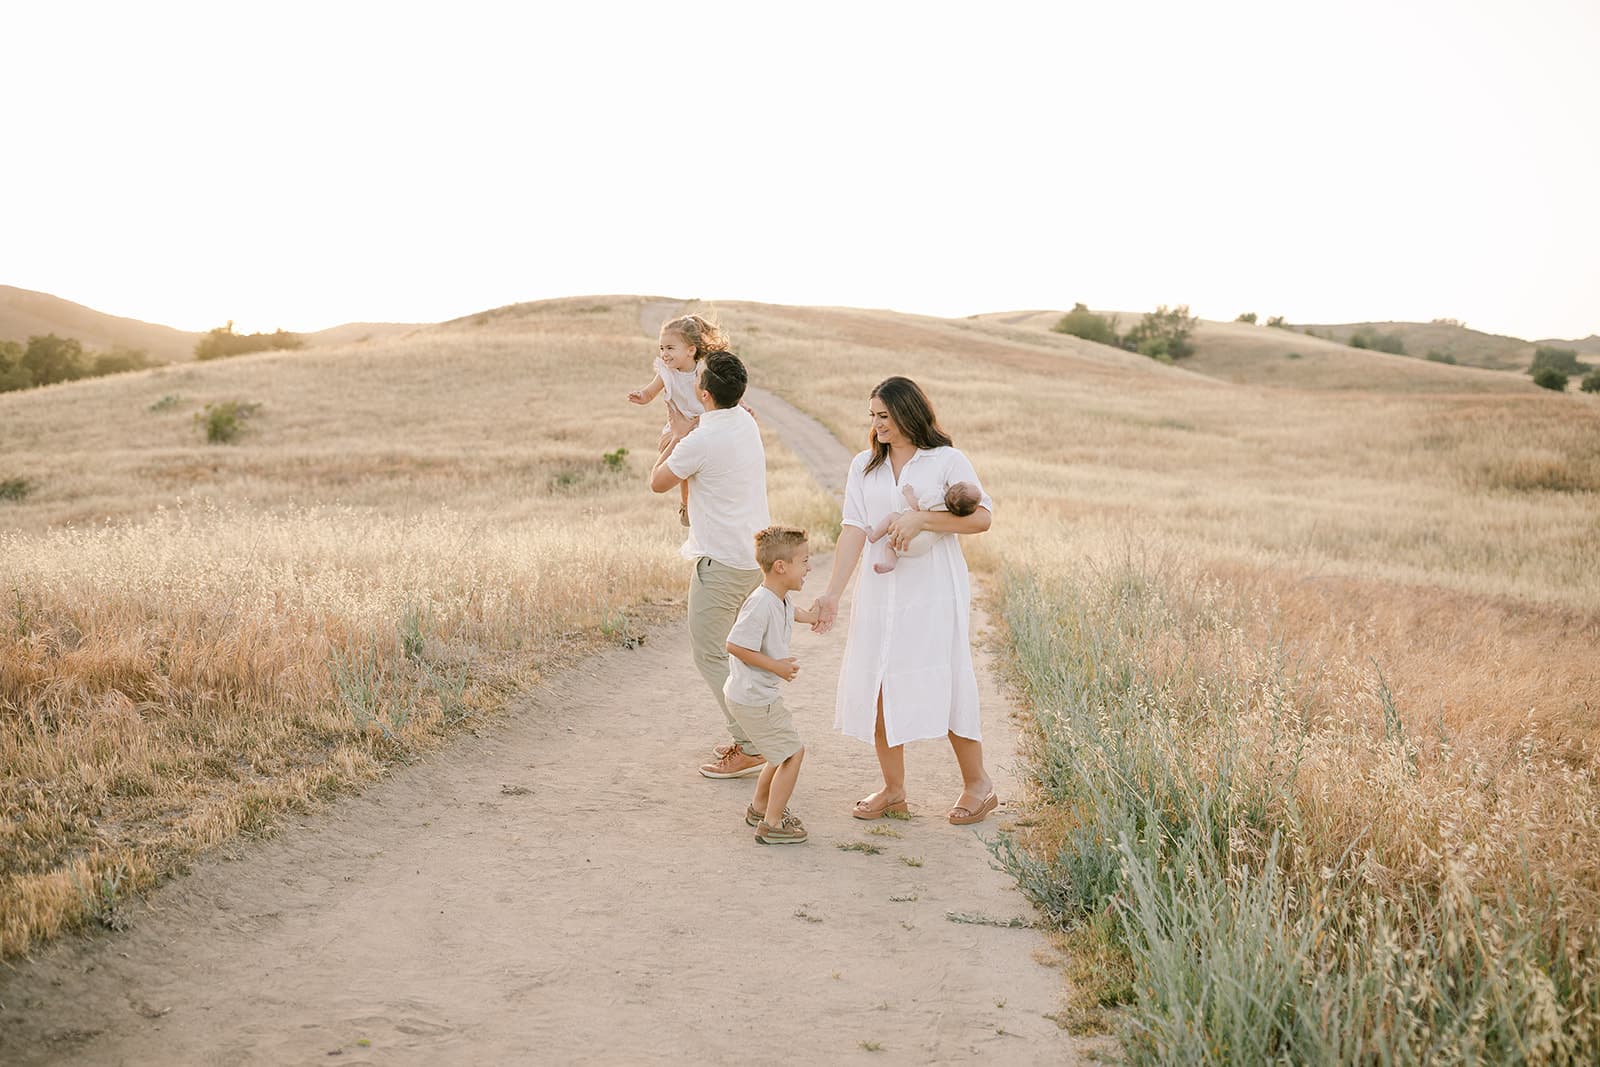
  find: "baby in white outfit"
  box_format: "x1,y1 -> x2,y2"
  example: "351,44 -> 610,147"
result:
867,481 -> 983,574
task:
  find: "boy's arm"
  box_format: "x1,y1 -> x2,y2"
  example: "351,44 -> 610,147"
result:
792,604 -> 820,626
627,375 -> 665,405
726,641 -> 799,682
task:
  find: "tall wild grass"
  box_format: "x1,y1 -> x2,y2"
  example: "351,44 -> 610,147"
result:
994,551 -> 1599,1063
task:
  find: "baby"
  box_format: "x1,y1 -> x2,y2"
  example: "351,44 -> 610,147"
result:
867,481 -> 982,573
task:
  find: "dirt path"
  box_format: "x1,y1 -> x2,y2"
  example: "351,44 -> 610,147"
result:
0,308 -> 1100,1065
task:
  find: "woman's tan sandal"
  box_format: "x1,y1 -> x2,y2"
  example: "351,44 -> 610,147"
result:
852,794 -> 909,821
947,792 -> 998,825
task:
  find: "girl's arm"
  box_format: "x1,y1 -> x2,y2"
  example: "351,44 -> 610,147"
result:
628,375 -> 665,405
726,641 -> 799,681
810,524 -> 867,634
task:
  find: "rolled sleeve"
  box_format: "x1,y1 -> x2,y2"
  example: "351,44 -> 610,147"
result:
665,429 -> 706,481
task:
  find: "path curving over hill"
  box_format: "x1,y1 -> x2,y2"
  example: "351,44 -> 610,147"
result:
0,304 -> 1098,1064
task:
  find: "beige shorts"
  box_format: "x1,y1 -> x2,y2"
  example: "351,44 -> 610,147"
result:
725,697 -> 803,767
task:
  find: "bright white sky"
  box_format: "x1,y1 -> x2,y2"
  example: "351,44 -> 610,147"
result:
5,0 -> 1598,340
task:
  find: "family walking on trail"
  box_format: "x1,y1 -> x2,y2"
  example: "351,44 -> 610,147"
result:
636,314 -> 998,844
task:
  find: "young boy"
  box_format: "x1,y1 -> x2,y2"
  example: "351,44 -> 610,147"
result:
723,525 -> 819,844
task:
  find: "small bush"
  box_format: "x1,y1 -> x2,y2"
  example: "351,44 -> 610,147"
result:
0,477 -> 31,502
91,347 -> 155,376
1532,367 -> 1568,392
602,447 -> 629,472
1425,349 -> 1458,364
1266,316 -> 1289,328
197,400 -> 262,443
1123,305 -> 1197,361
1285,352 -> 1302,360
1053,303 -> 1120,346
1348,327 -> 1406,354
148,393 -> 181,412
1235,312 -> 1257,324
1582,370 -> 1600,393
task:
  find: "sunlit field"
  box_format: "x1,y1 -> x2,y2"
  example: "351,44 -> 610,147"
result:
0,298 -> 835,955
717,301 -> 1600,1062
4,294 -> 1597,1059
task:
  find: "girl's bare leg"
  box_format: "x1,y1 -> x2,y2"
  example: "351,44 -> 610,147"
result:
947,732 -> 994,810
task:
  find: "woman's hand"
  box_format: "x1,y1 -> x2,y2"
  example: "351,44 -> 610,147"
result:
810,593 -> 839,634
886,508 -> 929,552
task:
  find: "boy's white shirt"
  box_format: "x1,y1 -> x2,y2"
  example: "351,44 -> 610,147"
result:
665,406 -> 769,570
723,585 -> 793,706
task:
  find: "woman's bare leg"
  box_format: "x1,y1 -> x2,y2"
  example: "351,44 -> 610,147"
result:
858,691 -> 906,809
948,732 -> 994,811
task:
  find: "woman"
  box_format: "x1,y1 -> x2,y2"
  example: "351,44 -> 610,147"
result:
811,376 -> 998,824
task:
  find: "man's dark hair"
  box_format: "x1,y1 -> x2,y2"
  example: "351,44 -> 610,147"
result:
699,351 -> 747,409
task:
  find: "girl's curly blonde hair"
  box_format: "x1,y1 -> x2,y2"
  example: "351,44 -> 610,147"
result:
661,313 -> 728,358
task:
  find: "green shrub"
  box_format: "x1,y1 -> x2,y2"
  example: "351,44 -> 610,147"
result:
90,347 -> 155,376
1425,349 -> 1457,364
148,393 -> 182,412
1235,312 -> 1257,324
0,340 -> 28,392
20,334 -> 88,386
0,477 -> 30,502
1285,352 -> 1302,360
1123,305 -> 1197,361
1348,327 -> 1406,355
1583,370 -> 1600,394
1053,303 -> 1120,346
195,322 -> 304,361
197,400 -> 262,443
1530,345 -> 1589,378
1266,316 -> 1289,329
602,447 -> 629,472
1532,367 -> 1568,392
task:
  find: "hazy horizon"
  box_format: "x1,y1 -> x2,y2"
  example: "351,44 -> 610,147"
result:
4,1 -> 1597,340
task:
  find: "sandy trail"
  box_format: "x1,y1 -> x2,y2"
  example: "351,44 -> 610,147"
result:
0,307 -> 1098,1065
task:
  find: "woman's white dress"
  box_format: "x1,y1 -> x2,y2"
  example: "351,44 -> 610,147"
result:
834,446 -> 993,747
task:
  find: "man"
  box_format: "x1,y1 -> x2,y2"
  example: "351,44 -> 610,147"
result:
650,351 -> 770,778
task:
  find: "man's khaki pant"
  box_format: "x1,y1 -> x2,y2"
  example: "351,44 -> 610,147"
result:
687,556 -> 763,755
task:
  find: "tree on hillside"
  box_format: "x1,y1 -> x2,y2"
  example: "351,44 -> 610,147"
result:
1235,312 -> 1257,324
0,340 -> 29,391
1266,315 -> 1289,328
1532,367 -> 1568,391
1529,346 -> 1589,378
1052,303 -> 1120,346
1348,327 -> 1406,355
1582,369 -> 1600,393
91,347 -> 155,376
195,321 -> 305,361
20,334 -> 88,386
1123,304 -> 1198,361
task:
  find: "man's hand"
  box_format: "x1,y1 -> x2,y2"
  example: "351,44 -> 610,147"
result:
665,399 -> 697,439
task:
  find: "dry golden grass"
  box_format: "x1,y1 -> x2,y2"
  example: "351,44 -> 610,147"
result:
0,296 -> 835,955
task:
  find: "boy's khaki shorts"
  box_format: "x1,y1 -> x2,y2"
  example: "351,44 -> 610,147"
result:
724,697 -> 802,767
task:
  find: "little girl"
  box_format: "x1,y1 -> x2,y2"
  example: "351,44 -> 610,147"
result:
628,313 -> 728,525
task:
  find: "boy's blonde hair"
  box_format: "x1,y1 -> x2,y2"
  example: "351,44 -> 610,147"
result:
662,313 -> 727,358
754,525 -> 808,572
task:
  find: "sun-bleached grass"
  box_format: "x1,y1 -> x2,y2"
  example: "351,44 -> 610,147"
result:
0,297 -> 833,955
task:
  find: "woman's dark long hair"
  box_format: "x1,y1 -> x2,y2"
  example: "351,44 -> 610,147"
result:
864,376 -> 952,474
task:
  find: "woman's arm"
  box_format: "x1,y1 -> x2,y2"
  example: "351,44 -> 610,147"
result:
884,506 -> 991,549
811,524 -> 867,634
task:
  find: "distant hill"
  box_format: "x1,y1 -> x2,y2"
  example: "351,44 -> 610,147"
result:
0,285 -> 200,364
0,285 -> 421,362
1535,334 -> 1600,356
1291,321 -> 1533,371
972,309 -> 1536,394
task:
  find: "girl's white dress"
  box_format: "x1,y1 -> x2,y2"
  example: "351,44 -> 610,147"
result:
655,357 -> 705,431
834,445 -> 993,746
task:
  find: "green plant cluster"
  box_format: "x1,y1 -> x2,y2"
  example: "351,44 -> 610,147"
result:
1582,370 -> 1600,394
196,400 -> 262,444
1533,368 -> 1569,392
0,334 -> 155,392
194,321 -> 304,361
1530,346 -> 1591,380
1348,327 -> 1406,354
993,564 -> 1598,1063
1052,303 -> 1198,362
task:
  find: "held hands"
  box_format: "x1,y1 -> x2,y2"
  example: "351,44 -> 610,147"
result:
809,593 -> 839,634
775,656 -> 800,682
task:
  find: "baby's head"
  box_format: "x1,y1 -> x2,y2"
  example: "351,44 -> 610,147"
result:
943,481 -> 981,517
755,525 -> 810,590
